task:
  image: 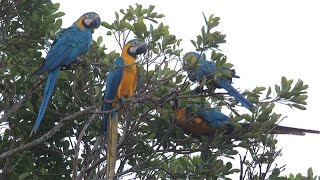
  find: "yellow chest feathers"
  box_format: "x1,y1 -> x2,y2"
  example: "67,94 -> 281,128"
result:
116,47 -> 139,98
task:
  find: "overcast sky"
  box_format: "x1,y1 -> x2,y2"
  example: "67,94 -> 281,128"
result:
53,0 -> 320,177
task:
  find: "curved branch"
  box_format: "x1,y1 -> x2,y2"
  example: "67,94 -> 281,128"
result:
72,114 -> 96,180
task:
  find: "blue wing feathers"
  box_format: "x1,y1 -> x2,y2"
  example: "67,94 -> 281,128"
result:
31,23 -> 93,134
186,104 -> 229,127
33,24 -> 92,75
216,79 -> 255,110
185,52 -> 255,110
103,57 -> 124,131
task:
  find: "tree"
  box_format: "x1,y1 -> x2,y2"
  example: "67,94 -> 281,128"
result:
0,2 -> 315,179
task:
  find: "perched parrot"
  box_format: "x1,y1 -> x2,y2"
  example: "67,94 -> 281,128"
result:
182,52 -> 255,111
102,39 -> 147,179
170,99 -> 320,137
30,12 -> 101,135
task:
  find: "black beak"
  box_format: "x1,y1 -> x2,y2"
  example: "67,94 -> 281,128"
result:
170,98 -> 179,111
135,43 -> 147,55
90,17 -> 101,29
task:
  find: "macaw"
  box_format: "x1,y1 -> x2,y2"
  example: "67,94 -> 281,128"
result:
170,99 -> 320,137
30,12 -> 101,135
102,39 -> 147,179
183,52 -> 255,111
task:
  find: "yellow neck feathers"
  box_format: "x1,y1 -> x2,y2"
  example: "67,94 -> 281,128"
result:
76,16 -> 86,30
122,43 -> 136,65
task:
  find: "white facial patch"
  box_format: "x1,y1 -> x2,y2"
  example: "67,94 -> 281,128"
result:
84,18 -> 93,26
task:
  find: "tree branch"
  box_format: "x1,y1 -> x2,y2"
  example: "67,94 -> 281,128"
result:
0,77 -> 45,124
72,114 -> 96,180
0,105 -> 98,160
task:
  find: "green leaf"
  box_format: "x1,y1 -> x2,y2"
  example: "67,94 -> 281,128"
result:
115,12 -> 119,20
147,5 -> 155,14
52,19 -> 62,33
53,3 -> 60,9
291,104 -> 307,110
292,79 -> 303,90
275,84 -> 281,94
96,36 -> 103,46
19,172 -> 32,180
107,31 -> 112,35
202,12 -> 208,26
191,40 -> 197,48
281,76 -> 287,89
101,21 -> 113,29
120,20 -> 134,31
266,87 -> 271,97
156,14 -> 165,18
53,12 -> 65,18
134,17 -> 147,35
308,167 -> 313,178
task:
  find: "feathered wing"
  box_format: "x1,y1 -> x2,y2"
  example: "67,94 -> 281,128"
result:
102,57 -> 124,180
102,57 -> 124,131
32,26 -> 92,75
216,79 -> 255,110
31,25 -> 92,134
184,52 -> 255,110
188,104 -> 229,127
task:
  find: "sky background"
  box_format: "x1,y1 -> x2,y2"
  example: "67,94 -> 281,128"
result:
53,0 -> 320,177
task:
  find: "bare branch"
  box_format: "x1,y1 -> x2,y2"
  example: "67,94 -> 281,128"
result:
72,114 -> 96,180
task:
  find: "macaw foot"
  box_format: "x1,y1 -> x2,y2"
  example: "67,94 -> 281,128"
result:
60,64 -> 72,71
134,92 -> 140,99
119,97 -> 126,107
60,57 -> 82,71
73,57 -> 82,64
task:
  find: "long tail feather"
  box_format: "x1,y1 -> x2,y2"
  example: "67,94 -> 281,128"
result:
30,68 -> 60,136
239,123 -> 320,136
270,125 -> 320,135
216,79 -> 255,110
102,102 -> 112,132
106,113 -> 118,180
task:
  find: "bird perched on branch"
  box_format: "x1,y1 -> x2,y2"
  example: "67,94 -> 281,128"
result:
31,12 -> 101,135
170,98 -> 320,137
102,39 -> 147,179
183,52 -> 255,111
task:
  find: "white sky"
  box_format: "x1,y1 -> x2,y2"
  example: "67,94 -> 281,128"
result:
54,0 -> 320,177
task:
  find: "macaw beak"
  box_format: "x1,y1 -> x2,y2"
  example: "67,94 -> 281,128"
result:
90,17 -> 101,29
84,16 -> 101,32
135,42 -> 148,55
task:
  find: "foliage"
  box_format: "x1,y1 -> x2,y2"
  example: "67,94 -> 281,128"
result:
0,2 -> 315,180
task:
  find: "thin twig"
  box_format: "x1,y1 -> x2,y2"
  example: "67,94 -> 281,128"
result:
72,114 -> 96,180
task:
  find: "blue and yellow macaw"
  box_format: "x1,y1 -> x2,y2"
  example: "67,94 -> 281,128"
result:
102,39 -> 147,179
183,52 -> 255,111
31,12 -> 101,135
170,99 -> 320,137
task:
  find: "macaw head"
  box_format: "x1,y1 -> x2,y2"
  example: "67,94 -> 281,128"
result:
76,12 -> 101,32
182,52 -> 206,71
124,39 -> 148,58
